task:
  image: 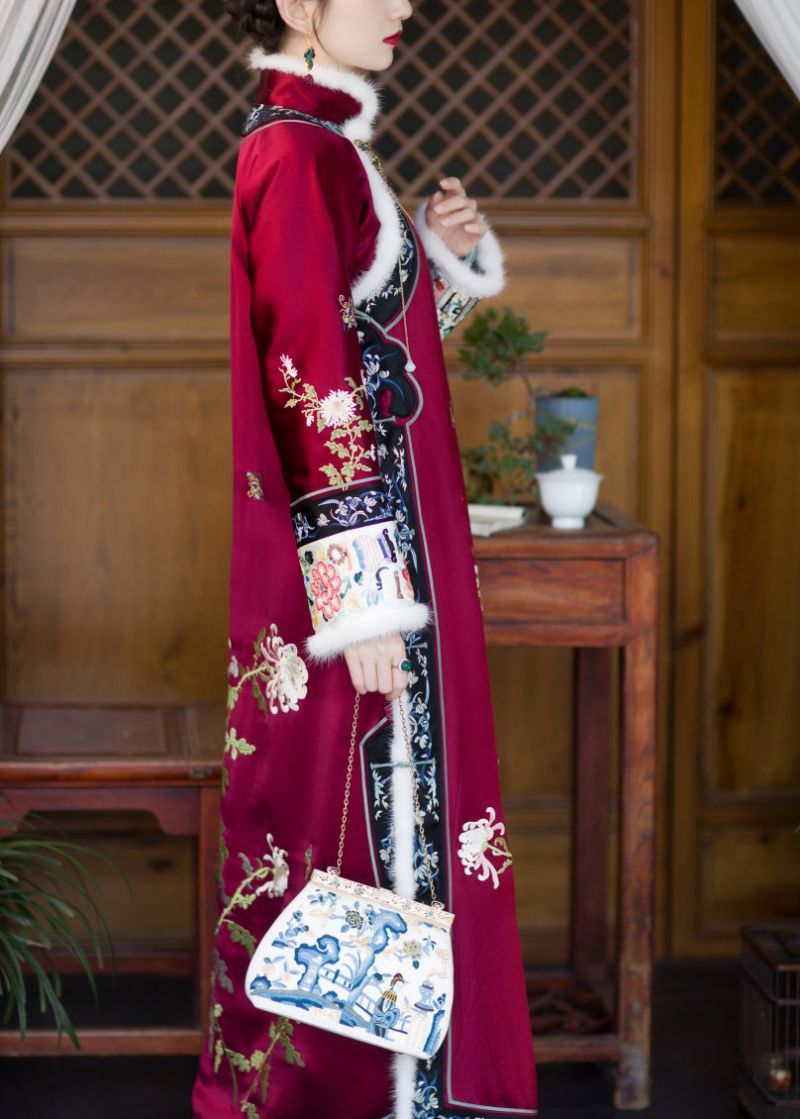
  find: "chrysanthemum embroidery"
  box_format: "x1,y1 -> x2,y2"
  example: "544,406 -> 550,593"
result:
319,389 -> 357,428
246,471 -> 265,501
260,625 -> 309,714
211,834 -> 302,1109
278,353 -> 376,488
223,627 -> 308,788
215,834 -> 291,952
339,294 -> 356,329
457,806 -> 513,889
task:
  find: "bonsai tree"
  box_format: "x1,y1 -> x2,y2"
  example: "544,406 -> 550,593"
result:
457,307 -> 585,504
0,805 -> 114,1046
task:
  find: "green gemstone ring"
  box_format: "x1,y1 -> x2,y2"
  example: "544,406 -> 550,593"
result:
399,659 -> 412,672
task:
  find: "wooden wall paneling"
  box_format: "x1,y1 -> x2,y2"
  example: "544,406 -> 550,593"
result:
4,369 -> 231,703
3,237 -> 229,342
674,0 -> 800,956
495,233 -> 644,341
701,824 -> 800,934
709,369 -> 800,795
712,234 -> 800,345
638,0 -> 679,959
673,0 -> 716,958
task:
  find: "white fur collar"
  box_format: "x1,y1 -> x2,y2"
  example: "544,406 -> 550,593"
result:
246,47 -> 380,143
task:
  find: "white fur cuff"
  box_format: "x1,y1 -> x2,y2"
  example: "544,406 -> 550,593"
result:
415,199 -> 506,298
304,601 -> 431,663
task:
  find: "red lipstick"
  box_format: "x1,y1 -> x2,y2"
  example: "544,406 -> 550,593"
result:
383,32 -> 402,46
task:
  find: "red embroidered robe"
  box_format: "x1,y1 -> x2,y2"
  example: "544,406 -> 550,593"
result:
191,49 -> 538,1119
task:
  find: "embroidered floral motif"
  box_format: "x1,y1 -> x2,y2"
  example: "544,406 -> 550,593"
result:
319,388 -> 358,428
259,624 -> 309,714
457,807 -> 513,889
339,293 -> 356,329
223,627 -> 308,789
278,353 -> 376,488
291,487 -> 392,545
241,101 -> 344,141
216,833 -> 291,952
211,1003 -> 303,1114
433,274 -> 479,341
210,826 -> 302,1108
245,471 -> 265,501
298,520 -> 417,633
308,560 -> 343,621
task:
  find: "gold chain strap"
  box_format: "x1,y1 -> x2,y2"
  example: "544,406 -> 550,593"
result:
334,692 -> 360,879
335,690 -> 440,906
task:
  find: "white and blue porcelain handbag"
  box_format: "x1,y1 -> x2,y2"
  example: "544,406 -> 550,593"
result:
245,691 -> 455,1059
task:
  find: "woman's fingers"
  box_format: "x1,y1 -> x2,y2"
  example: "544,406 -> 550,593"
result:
433,192 -> 474,216
439,206 -> 481,228
362,657 -> 379,694
344,647 -> 366,694
344,635 -> 410,698
377,658 -> 394,697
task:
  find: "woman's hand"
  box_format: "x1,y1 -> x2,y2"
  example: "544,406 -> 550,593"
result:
343,632 -> 409,701
425,176 -> 488,259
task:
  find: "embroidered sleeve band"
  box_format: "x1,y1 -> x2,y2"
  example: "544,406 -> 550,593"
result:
299,520 -> 431,663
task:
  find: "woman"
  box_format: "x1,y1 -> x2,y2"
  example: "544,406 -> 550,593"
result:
192,0 -> 538,1116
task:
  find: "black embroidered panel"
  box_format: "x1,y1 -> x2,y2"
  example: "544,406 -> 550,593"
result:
240,103 -> 346,141
291,485 -> 394,547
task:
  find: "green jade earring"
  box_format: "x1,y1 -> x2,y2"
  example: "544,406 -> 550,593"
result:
304,35 -> 316,71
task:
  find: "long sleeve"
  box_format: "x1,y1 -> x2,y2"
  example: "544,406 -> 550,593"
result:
414,199 -> 506,340
239,125 -> 430,662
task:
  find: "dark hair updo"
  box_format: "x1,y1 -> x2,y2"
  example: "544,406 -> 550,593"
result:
224,1 -> 331,51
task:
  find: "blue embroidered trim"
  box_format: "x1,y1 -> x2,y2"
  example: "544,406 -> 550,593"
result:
291,485 -> 394,546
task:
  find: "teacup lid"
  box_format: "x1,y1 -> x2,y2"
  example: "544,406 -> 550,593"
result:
536,453 -> 604,482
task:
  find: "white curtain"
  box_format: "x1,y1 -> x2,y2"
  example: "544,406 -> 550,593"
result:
0,0 -> 78,153
734,0 -> 800,103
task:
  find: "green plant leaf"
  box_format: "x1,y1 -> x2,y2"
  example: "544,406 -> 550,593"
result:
227,921 -> 255,955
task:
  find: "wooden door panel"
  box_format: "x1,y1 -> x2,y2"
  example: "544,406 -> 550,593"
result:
674,0 -> 800,954
4,237 -> 228,341
4,370 -> 230,702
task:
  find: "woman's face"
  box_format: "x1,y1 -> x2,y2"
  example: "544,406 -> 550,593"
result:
314,0 -> 413,73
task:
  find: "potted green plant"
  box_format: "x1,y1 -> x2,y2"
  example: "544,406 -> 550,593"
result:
534,386 -> 599,471
457,307 -> 593,508
0,805 -> 114,1046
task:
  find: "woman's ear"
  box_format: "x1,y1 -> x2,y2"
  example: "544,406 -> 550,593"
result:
275,0 -> 317,36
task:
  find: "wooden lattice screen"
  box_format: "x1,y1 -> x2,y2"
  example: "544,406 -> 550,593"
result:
5,0 -> 636,204
715,0 -> 800,205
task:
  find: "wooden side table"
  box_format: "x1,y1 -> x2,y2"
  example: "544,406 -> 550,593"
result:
0,702 -> 223,1056
473,499 -> 659,1110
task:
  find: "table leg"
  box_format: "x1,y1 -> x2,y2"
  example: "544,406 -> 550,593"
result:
197,785 -> 221,1034
615,543 -> 658,1109
571,646 -> 612,985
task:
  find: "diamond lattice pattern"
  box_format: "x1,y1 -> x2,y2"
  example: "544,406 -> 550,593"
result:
6,0 -> 636,203
716,0 -> 800,205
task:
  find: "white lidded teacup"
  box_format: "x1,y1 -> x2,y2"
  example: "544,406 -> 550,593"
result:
535,454 -> 603,530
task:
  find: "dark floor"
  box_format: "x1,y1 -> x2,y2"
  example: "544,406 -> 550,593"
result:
0,960 -> 741,1118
